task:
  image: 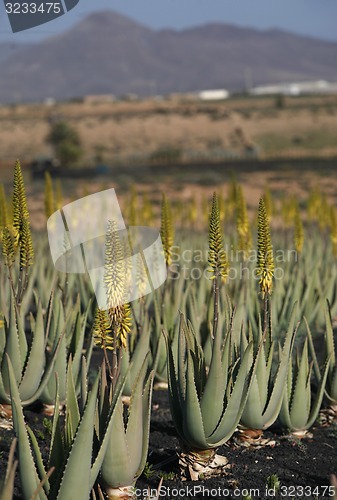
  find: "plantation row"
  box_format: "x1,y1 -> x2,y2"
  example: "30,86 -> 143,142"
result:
0,162 -> 336,499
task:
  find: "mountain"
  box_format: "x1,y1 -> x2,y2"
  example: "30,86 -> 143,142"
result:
0,11 -> 336,103
0,42 -> 23,63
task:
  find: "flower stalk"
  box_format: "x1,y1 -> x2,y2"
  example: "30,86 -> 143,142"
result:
12,160 -> 34,308
256,198 -> 274,348
208,192 -> 228,338
103,220 -> 132,390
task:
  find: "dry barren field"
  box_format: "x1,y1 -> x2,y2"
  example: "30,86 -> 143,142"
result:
0,94 -> 336,167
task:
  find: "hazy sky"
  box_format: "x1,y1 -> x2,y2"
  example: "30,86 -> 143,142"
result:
0,0 -> 336,42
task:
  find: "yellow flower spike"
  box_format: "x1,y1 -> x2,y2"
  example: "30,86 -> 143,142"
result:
330,206 -> 337,258
55,179 -> 63,210
256,198 -> 274,298
118,303 -> 132,349
104,220 -> 127,309
13,160 -> 29,224
2,226 -> 15,267
104,219 -> 133,349
160,193 -> 174,266
12,160 -> 34,269
307,188 -> 321,222
19,217 -> 34,269
294,207 -> 304,255
318,194 -> 330,231
93,308 -> 113,351
208,192 -> 228,282
236,185 -> 252,259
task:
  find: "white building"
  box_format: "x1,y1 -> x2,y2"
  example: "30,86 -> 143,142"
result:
198,89 -> 229,100
249,80 -> 337,96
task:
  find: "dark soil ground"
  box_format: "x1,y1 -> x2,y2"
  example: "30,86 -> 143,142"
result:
1,388 -> 336,500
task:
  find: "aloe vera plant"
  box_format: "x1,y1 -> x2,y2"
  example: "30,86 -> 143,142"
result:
7,354 -> 103,499
163,192 -> 255,480
239,305 -> 298,432
306,303 -> 337,415
95,360 -> 154,499
166,313 -> 254,480
1,160 -> 34,310
278,335 -> 331,436
0,290 -> 91,408
321,305 -> 337,410
39,295 -> 93,407
0,293 -> 56,407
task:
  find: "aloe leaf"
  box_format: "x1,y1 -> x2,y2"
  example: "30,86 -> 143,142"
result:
305,355 -> 331,429
265,341 -> 275,380
19,302 -> 46,400
65,358 -> 80,447
209,343 -> 253,446
100,400 -> 131,488
182,352 -> 208,449
165,331 -> 184,440
71,299 -> 91,379
221,330 -> 231,388
304,316 -> 321,381
325,302 -> 336,368
136,371 -> 154,478
261,314 -> 298,427
240,375 -> 263,429
80,356 -> 88,412
177,314 -> 187,401
89,370 -> 127,489
124,365 -> 154,481
278,377 -> 293,430
327,368 -> 337,403
0,371 -> 10,403
47,296 -> 62,349
125,360 -> 149,469
0,317 -> 6,361
23,328 -> 67,406
56,375 -> 100,500
7,355 -> 48,500
16,299 -> 28,367
2,297 -> 23,390
48,377 -> 65,487
289,340 -> 310,429
129,325 -> 151,386
27,426 -> 51,495
200,302 -> 226,437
